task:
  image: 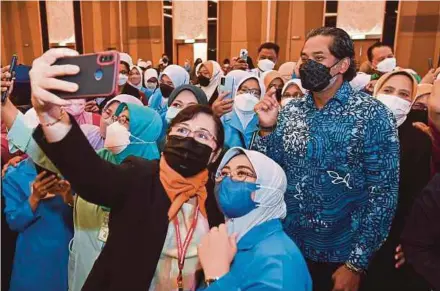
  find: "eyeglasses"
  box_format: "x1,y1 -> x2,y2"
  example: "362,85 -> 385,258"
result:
111,115 -> 130,126
237,88 -> 261,97
282,92 -> 303,98
215,168 -> 257,183
169,124 -> 216,145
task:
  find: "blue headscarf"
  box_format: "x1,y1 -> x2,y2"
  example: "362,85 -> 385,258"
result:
97,103 -> 162,164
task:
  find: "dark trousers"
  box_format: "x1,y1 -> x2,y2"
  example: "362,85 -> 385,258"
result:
307,260 -> 343,291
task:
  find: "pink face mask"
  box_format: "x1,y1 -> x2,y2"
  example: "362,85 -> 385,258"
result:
65,102 -> 86,117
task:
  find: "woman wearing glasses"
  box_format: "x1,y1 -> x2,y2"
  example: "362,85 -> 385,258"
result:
29,48 -> 224,291
221,75 -> 266,150
196,147 -> 312,291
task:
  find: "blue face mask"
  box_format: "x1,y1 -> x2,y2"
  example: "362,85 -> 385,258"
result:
215,177 -> 258,218
165,106 -> 182,123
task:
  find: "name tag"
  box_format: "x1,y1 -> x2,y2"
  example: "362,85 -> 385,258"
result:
98,211 -> 110,243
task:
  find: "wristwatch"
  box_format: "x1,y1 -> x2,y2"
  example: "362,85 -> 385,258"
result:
205,277 -> 220,286
259,123 -> 277,132
345,262 -> 366,275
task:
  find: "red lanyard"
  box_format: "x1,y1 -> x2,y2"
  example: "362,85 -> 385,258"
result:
173,205 -> 199,291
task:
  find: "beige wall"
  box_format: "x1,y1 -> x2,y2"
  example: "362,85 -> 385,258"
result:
395,1 -> 440,76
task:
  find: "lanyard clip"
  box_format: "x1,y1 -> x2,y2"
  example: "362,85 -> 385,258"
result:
177,271 -> 184,291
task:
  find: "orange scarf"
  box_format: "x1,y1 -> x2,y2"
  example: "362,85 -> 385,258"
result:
159,157 -> 209,220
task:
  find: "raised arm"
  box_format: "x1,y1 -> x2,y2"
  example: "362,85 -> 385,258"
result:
30,49 -> 140,209
1,68 -> 58,173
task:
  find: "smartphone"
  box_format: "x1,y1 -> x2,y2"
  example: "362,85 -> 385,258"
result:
34,164 -> 58,180
1,54 -> 18,103
219,76 -> 235,99
428,58 -> 433,70
239,49 -> 248,62
10,65 -> 31,106
51,51 -> 119,99
275,88 -> 282,102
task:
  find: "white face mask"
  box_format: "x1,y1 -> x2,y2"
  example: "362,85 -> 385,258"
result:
280,97 -> 294,107
165,106 -> 182,123
104,122 -> 130,154
118,74 -> 128,86
257,59 -> 275,72
376,57 -> 397,73
234,93 -> 259,112
437,73 -> 440,81
376,93 -> 411,127
146,82 -> 157,90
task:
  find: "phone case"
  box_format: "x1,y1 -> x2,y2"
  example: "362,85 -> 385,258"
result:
51,52 -> 119,99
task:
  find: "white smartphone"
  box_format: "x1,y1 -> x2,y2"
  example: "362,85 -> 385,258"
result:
219,76 -> 235,99
239,49 -> 248,62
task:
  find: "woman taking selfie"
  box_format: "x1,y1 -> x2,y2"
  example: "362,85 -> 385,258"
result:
29,48 -> 224,291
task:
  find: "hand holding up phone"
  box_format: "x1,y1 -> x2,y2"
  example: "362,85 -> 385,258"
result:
212,91 -> 233,118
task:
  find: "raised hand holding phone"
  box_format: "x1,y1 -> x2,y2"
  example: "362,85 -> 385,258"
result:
1,54 -> 18,103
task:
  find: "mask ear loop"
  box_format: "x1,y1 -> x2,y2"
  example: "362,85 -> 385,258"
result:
105,134 -> 155,149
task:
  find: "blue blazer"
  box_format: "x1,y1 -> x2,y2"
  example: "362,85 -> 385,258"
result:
221,111 -> 259,150
200,219 -> 312,291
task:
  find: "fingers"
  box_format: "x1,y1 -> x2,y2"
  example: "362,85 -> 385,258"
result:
218,91 -> 231,100
39,76 -> 78,93
46,64 -> 80,78
396,245 -> 402,252
1,65 -> 10,74
35,171 -> 48,182
32,86 -> 72,106
38,48 -> 79,66
39,174 -> 57,186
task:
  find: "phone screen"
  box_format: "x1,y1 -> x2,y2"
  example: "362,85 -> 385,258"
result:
275,89 -> 282,102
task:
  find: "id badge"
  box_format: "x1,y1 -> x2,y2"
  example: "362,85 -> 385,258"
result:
98,211 -> 110,243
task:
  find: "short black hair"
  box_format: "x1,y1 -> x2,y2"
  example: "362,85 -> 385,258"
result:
167,105 -> 224,152
367,41 -> 393,63
223,58 -> 230,65
120,61 -> 130,72
258,42 -> 280,56
306,27 -> 357,82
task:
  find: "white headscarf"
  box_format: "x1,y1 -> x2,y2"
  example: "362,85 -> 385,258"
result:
196,61 -> 224,101
129,66 -> 144,90
282,79 -> 307,95
160,65 -> 190,88
233,75 -> 266,129
278,62 -> 297,82
350,72 -> 371,91
119,52 -> 133,67
137,59 -> 148,69
226,70 -> 253,98
216,147 -> 287,241
144,68 -> 159,83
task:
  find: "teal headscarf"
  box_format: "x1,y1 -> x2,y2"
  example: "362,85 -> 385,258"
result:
97,102 -> 162,164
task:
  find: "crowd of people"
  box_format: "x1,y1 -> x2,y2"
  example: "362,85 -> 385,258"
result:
1,26 -> 440,291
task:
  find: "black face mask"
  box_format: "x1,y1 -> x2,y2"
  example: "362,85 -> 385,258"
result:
198,75 -> 210,87
162,57 -> 169,64
163,135 -> 213,177
160,83 -> 174,98
299,59 -> 338,92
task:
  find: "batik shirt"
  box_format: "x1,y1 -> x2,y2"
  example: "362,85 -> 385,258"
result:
253,82 -> 400,270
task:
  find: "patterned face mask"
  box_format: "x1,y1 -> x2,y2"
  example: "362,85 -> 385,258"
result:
299,59 -> 340,92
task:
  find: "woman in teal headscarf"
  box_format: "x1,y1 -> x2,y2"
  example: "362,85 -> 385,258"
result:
68,103 -> 162,291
